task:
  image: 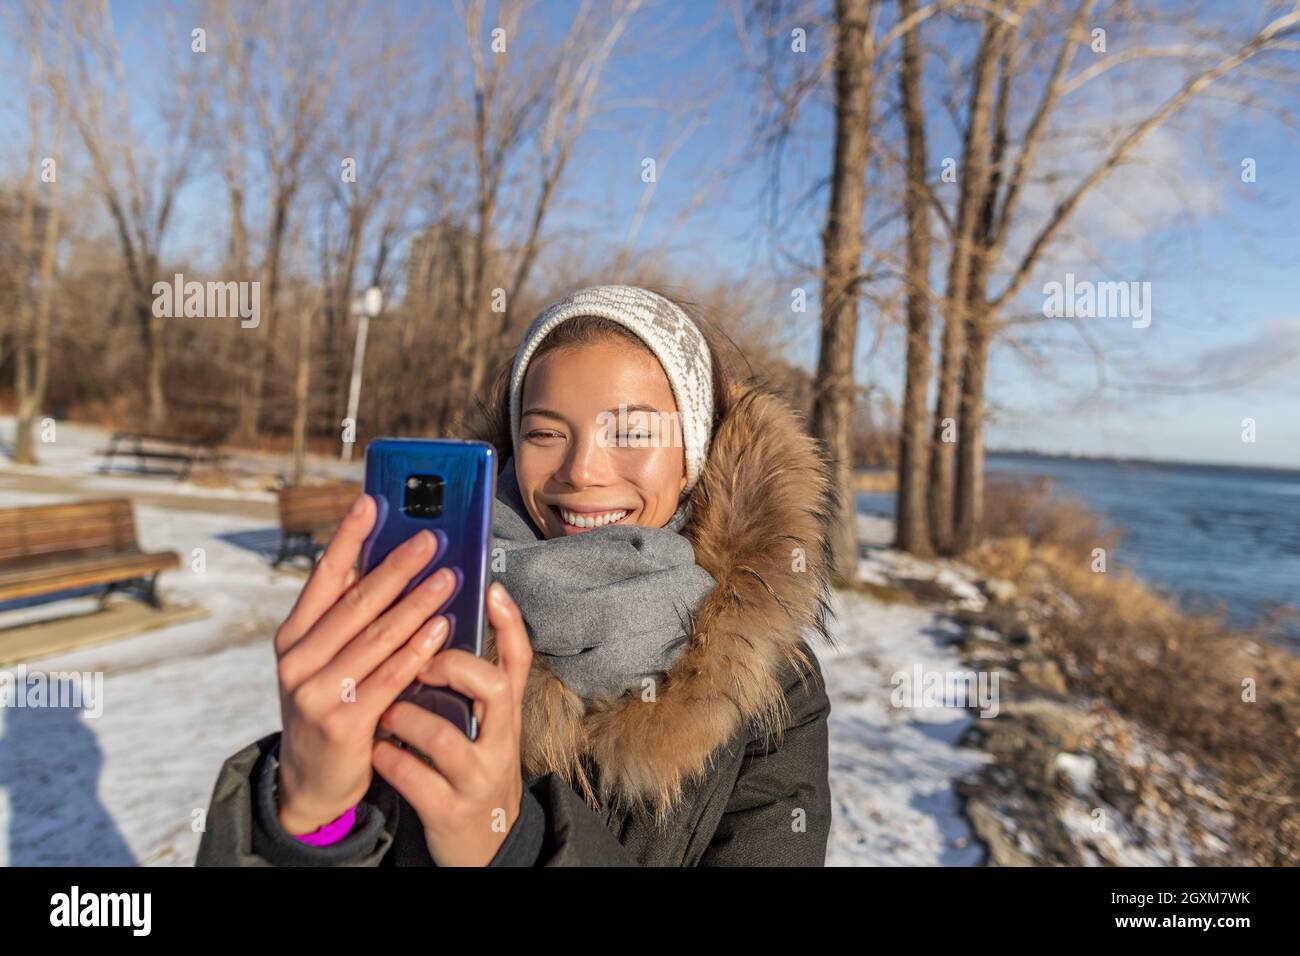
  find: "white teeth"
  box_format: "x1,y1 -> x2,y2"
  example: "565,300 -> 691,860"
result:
559,508 -> 628,528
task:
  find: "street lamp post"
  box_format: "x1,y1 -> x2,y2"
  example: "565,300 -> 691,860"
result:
341,285 -> 383,463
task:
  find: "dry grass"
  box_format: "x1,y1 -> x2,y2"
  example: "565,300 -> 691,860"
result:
839,578 -> 918,605
853,469 -> 898,493
970,476 -> 1300,865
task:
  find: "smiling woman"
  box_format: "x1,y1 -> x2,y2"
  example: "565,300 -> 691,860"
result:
197,284 -> 837,867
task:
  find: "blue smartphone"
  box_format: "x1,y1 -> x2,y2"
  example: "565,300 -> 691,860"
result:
360,438 -> 496,741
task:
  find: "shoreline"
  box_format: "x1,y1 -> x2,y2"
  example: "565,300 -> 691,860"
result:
848,509 -> 1298,866
852,470 -> 1300,653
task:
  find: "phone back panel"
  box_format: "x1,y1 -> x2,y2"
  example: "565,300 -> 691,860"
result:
361,438 -> 496,740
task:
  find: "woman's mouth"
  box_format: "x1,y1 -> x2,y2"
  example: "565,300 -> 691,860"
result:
551,505 -> 631,533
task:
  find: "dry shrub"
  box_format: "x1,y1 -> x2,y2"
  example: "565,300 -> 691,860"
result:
971,477 -> 1300,865
981,474 -> 1120,555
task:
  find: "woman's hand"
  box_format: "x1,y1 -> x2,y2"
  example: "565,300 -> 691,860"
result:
273,494 -> 457,836
371,581 -> 533,866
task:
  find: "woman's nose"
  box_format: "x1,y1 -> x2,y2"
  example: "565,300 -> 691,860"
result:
554,427 -> 611,488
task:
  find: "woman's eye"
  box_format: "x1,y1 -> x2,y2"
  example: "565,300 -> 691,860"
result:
525,430 -> 562,442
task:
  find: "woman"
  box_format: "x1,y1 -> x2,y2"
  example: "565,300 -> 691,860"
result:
197,285 -> 836,866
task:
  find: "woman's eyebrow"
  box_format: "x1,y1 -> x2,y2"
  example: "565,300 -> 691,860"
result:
522,406 -> 565,420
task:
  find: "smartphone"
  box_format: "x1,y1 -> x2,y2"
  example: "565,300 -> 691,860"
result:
360,438 -> 496,741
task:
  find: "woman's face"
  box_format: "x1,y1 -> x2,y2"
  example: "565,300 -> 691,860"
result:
516,338 -> 688,539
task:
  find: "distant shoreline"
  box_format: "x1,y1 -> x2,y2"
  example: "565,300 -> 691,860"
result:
855,451 -> 1300,482
986,449 -> 1300,479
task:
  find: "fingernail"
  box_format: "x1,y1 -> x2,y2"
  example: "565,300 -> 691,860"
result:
425,567 -> 453,591
426,621 -> 452,658
404,530 -> 434,555
348,495 -> 368,517
425,616 -> 449,650
489,581 -> 507,608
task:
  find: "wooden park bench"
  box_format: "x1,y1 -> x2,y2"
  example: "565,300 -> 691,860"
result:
274,482 -> 362,568
97,428 -> 228,480
0,499 -> 180,609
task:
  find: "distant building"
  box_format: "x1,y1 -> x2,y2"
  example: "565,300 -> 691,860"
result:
403,223 -> 479,325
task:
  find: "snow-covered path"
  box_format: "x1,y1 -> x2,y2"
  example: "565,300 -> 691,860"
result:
823,588 -> 989,865
1,419 -> 990,866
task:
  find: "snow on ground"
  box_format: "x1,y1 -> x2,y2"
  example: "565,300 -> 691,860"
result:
1,421 -> 991,866
0,497 -> 305,865
821,524 -> 991,866
816,515 -> 987,868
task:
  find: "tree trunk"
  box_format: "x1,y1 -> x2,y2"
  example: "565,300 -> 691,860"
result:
235,190 -> 290,446
12,160 -> 38,465
215,184 -> 248,377
893,0 -> 933,556
927,302 -> 962,554
235,322 -> 266,445
145,303 -> 168,431
13,171 -> 59,466
12,52 -> 38,462
292,303 -> 313,484
953,38 -> 1013,556
813,0 -> 874,582
130,268 -> 168,433
464,100 -> 497,418
926,16 -> 1003,555
954,306 -> 989,554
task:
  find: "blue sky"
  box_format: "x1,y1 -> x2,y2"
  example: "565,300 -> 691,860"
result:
4,0 -> 1298,468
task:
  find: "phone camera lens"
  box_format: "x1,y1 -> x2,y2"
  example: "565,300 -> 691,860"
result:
403,474 -> 445,518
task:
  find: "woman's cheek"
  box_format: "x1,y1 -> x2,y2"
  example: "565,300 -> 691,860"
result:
620,448 -> 686,521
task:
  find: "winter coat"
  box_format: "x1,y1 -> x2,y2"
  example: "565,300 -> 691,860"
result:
195,382 -> 837,866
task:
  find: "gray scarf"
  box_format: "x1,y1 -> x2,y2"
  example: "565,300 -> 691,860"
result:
489,459 -> 717,703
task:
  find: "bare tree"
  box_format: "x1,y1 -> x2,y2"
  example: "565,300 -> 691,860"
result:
316,10 -> 435,431
8,4 -> 63,464
812,0 -> 878,579
942,0 -> 1300,554
925,4 -> 1013,554
206,0 -> 353,445
456,0 -> 647,421
893,0 -> 935,554
747,0 -> 960,575
46,0 -> 205,430
290,295 -> 316,484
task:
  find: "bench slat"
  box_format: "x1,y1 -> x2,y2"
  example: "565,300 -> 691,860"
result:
0,499 -> 179,603
277,483 -> 361,536
0,552 -> 180,602
0,516 -> 136,561
0,500 -> 138,563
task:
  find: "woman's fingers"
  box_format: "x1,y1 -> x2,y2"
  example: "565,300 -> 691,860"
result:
315,568 -> 458,697
371,737 -> 455,822
411,583 -> 530,750
275,494 -> 375,656
277,529 -> 442,691
415,648 -> 517,750
487,583 -> 532,704
350,615 -> 451,722
378,701 -> 478,789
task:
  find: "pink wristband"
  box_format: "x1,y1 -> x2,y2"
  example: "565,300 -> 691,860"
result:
293,805 -> 358,846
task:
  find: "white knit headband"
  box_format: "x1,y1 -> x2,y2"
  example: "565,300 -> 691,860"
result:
508,285 -> 715,492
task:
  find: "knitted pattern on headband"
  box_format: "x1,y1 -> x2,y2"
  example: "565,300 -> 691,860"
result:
508,285 -> 715,492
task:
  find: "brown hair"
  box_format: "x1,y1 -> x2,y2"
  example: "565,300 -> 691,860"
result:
468,289 -> 736,472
